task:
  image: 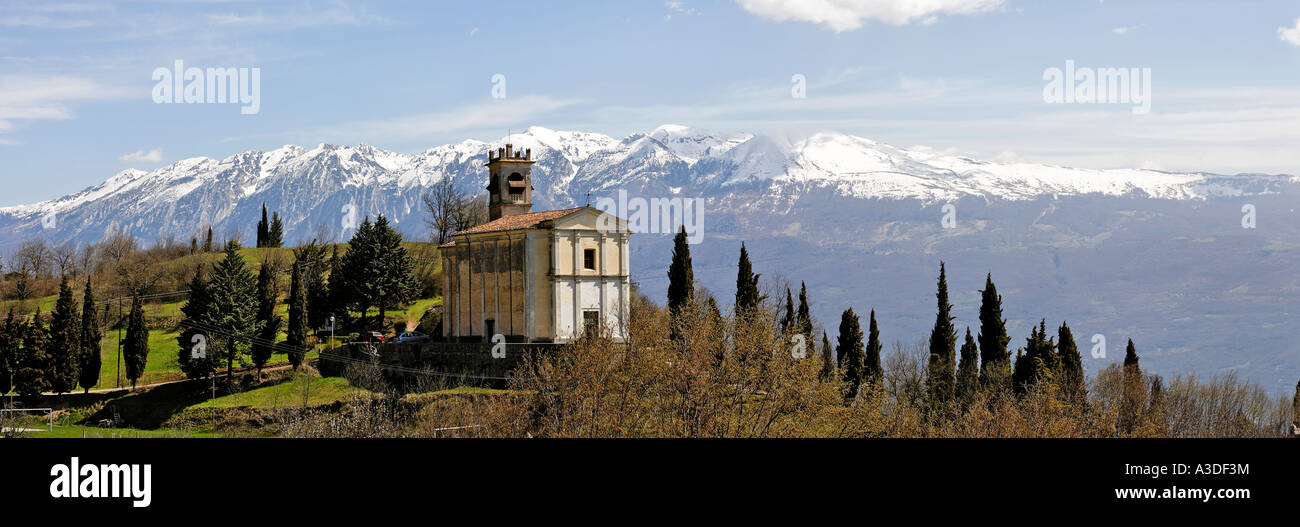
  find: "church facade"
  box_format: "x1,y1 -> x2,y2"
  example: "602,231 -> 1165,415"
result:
439,144 -> 631,343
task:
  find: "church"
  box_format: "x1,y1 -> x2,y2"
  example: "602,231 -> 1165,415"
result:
439,144 -> 631,343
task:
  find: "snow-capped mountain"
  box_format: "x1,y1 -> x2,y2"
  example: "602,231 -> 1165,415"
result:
3,125 -> 1292,251
3,125 -> 1298,393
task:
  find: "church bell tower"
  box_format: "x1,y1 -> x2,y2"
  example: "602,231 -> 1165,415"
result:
485,143 -> 534,221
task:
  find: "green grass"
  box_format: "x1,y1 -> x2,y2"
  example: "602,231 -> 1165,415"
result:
29,424 -> 217,438
203,374 -> 364,409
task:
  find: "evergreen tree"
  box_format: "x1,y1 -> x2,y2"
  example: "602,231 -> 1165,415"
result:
123,297 -> 148,389
252,260 -> 282,378
1118,339 -> 1143,435
666,226 -> 694,341
326,245 -> 346,328
268,212 -> 284,248
927,262 -> 958,406
257,203 -> 269,248
779,287 -> 795,334
0,308 -> 15,395
293,241 -> 331,329
286,262 -> 309,370
1057,321 -> 1085,403
207,246 -> 263,381
337,216 -> 420,331
837,308 -> 865,401
977,273 -> 1011,392
864,309 -> 882,388
733,243 -> 763,319
819,330 -> 834,381
795,282 -> 813,342
47,276 -> 81,394
1013,320 -> 1056,396
956,327 -> 979,405
190,237 -> 198,255
14,311 -> 49,397
1291,380 -> 1299,427
176,266 -> 216,379
77,278 -> 102,393
204,226 -> 213,252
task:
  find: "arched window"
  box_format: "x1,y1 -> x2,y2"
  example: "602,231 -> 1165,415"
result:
507,172 -> 525,195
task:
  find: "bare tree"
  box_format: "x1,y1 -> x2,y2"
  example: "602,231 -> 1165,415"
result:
423,177 -> 461,245
51,243 -> 78,278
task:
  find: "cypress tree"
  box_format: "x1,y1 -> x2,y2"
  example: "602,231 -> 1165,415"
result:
268,212 -> 284,248
177,265 -> 216,380
666,226 -> 694,341
257,203 -> 269,248
864,309 -> 882,388
956,327 -> 979,405
78,278 -> 102,393
795,282 -> 813,341
286,262 -> 309,369
252,260 -> 282,378
666,226 -> 694,314
1291,380 -> 1299,428
779,287 -> 795,334
293,242 -> 330,329
977,273 -> 1011,392
1057,321 -> 1085,403
47,276 -> 81,394
15,311 -> 50,397
204,226 -> 214,252
734,243 -> 763,319
1118,339 -> 1143,434
927,262 -> 957,406
837,308 -> 865,401
123,297 -> 148,389
327,245 -> 346,328
819,330 -> 834,381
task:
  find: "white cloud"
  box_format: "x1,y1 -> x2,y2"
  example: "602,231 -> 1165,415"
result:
1279,18 -> 1300,46
119,149 -> 164,164
735,0 -> 1005,31
1112,26 -> 1136,35
0,75 -> 132,138
469,27 -> 479,37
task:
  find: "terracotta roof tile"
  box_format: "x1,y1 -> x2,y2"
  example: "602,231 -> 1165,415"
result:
449,206 -> 587,237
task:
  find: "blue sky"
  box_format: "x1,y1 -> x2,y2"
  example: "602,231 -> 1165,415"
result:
1,0 -> 1299,206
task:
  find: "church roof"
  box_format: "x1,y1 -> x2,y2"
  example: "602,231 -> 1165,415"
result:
438,206 -> 588,247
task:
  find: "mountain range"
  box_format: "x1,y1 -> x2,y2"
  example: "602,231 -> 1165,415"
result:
3,125 -> 1297,393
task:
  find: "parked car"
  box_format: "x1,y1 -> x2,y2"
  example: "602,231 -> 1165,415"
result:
358,331 -> 387,343
393,331 -> 430,343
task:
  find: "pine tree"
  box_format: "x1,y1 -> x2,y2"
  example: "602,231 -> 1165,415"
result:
795,282 -> 813,342
837,308 -> 865,401
819,330 -> 834,381
956,327 -> 979,405
337,216 -> 420,331
734,243 -> 763,319
190,237 -> 198,255
326,245 -> 346,328
204,226 -> 214,253
268,212 -> 284,248
666,226 -> 694,341
293,241 -> 331,329
1291,380 -> 1299,428
927,262 -> 957,406
207,246 -> 263,381
257,203 -> 269,248
78,278 -> 102,393
779,287 -> 795,334
864,309 -> 882,388
252,260 -> 282,378
47,276 -> 81,394
123,297 -> 148,389
286,262 -> 309,370
977,273 -> 1011,392
1057,321 -> 1085,403
15,311 -> 50,397
177,266 -> 216,379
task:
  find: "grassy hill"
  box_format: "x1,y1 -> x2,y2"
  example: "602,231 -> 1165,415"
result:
1,242 -> 442,391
